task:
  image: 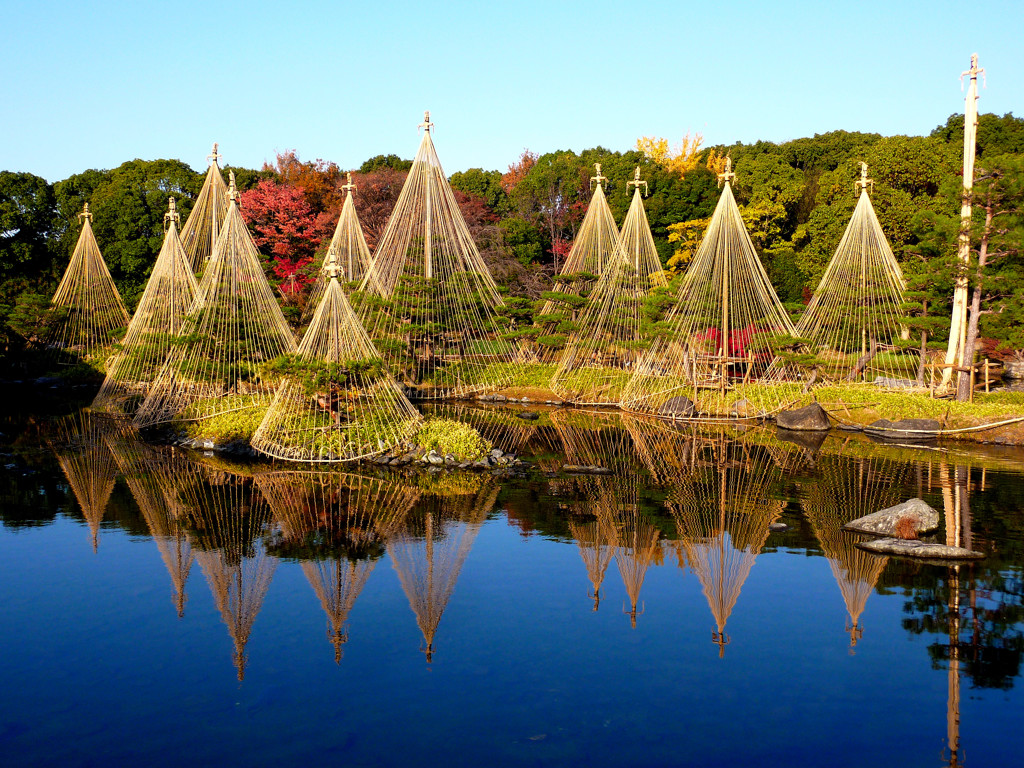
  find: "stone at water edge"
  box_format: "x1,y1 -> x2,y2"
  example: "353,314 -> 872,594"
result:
730,398 -> 759,418
856,538 -> 984,561
769,523 -> 789,532
776,427 -> 828,453
864,418 -> 941,440
516,411 -> 540,421
775,403 -> 831,432
659,396 -> 697,418
842,498 -> 939,537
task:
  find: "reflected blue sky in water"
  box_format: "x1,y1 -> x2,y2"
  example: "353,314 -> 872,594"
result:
2,420 -> 1022,767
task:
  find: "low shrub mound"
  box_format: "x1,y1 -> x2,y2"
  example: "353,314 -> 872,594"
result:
415,418 -> 492,462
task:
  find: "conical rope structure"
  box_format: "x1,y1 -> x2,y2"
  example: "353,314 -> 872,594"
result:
548,248 -> 656,405
389,472 -> 498,662
92,199 -> 200,415
179,143 -> 230,274
181,471 -> 278,681
800,453 -> 900,650
251,253 -> 422,463
303,173 -> 375,322
619,167 -> 669,288
534,166 -> 625,363
668,437 -> 784,656
257,470 -> 420,662
46,412 -> 119,553
794,164 -> 916,385
622,161 -> 798,421
133,174 -> 297,429
104,421 -> 196,617
354,113 -> 518,398
44,204 -> 129,363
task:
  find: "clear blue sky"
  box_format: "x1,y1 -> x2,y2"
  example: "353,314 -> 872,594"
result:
2,0 -> 1021,182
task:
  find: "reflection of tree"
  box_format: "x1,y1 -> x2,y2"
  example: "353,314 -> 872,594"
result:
801,454 -> 903,650
47,412 -> 119,552
105,422 -> 195,617
900,464 -> 1024,697
668,439 -> 784,656
390,473 -> 497,662
181,472 -> 278,681
258,471 -> 419,662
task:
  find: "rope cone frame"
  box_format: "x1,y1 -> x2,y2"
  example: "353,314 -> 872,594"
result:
619,177 -> 669,289
179,147 -> 230,274
133,188 -> 297,429
621,179 -> 799,421
93,201 -> 199,415
45,207 -> 129,362
534,179 -> 624,364
549,247 -> 656,405
303,185 -> 375,322
795,178 -> 918,385
354,116 -> 518,399
251,272 -> 422,463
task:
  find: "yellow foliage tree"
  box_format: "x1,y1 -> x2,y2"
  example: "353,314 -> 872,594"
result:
636,132 -> 704,176
666,217 -> 709,273
706,150 -> 729,176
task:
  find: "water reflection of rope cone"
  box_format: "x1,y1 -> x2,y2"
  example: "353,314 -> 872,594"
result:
182,472 -> 278,681
390,474 -> 497,662
105,421 -> 196,617
256,471 -> 420,663
801,454 -> 902,652
668,438 -> 783,656
612,504 -> 661,628
47,412 -> 119,553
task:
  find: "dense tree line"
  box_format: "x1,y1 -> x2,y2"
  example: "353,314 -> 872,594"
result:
2,112 -> 1023,369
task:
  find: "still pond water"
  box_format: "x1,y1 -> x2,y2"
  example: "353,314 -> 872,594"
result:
1,400 -> 1023,767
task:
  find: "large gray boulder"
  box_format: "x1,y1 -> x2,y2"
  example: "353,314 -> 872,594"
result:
775,402 -> 831,431
1004,360 -> 1024,380
660,396 -> 697,418
842,498 -> 939,537
865,418 -> 941,440
856,538 -> 984,561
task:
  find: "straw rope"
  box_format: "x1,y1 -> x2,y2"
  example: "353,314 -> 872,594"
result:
93,198 -> 199,415
251,255 -> 422,463
45,205 -> 129,362
134,175 -> 297,428
355,113 -> 518,398
179,144 -> 229,274
622,163 -> 797,420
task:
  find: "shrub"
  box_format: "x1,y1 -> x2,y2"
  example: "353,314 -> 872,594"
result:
414,418 -> 492,462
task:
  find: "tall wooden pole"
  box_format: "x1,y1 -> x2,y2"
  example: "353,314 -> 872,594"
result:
942,54 -> 984,388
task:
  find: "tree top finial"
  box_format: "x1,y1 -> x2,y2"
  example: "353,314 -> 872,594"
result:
227,170 -> 238,202
855,161 -> 873,195
961,53 -> 986,90
325,250 -> 340,281
208,142 -> 221,166
165,197 -> 180,230
419,110 -> 433,133
79,202 -> 92,224
717,156 -> 735,187
591,163 -> 607,189
343,171 -> 357,196
627,166 -> 648,196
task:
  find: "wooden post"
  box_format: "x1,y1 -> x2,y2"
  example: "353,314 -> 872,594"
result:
969,364 -> 976,403
984,358 -> 990,393
942,54 -> 984,388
